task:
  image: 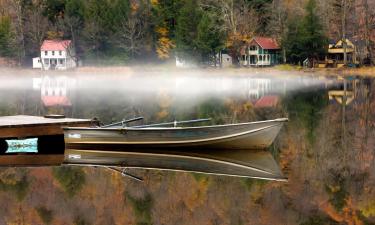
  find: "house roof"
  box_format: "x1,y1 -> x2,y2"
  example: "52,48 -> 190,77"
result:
252,37 -> 280,50
41,40 -> 71,51
41,96 -> 71,107
254,95 -> 279,108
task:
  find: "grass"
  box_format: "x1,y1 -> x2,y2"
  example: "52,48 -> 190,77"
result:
274,64 -> 302,71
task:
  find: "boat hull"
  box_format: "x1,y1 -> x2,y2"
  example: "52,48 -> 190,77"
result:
63,148 -> 287,181
64,118 -> 287,150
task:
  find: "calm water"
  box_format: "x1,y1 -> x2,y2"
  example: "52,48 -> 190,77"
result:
0,72 -> 374,225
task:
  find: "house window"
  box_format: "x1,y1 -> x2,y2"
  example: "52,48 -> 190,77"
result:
44,59 -> 49,65
59,59 -> 64,64
259,55 -> 263,61
44,51 -> 47,56
250,46 -> 257,51
52,51 -> 55,56
59,51 -> 62,56
242,55 -> 245,61
267,55 -> 270,61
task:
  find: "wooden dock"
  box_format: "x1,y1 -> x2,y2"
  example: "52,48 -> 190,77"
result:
0,115 -> 92,166
0,115 -> 92,139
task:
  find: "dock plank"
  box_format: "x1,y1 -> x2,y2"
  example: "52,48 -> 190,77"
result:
0,115 -> 91,138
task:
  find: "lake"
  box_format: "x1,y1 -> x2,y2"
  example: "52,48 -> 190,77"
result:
0,71 -> 374,225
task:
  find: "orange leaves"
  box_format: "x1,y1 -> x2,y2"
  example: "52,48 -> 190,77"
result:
155,27 -> 175,59
150,0 -> 159,6
320,197 -> 365,225
46,31 -> 63,40
156,37 -> 175,59
156,89 -> 173,119
225,32 -> 252,48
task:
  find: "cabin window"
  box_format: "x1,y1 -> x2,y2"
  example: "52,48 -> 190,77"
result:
44,51 -> 47,56
59,51 -> 62,56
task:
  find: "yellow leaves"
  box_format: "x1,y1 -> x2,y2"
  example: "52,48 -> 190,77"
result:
156,27 -> 168,36
156,89 -> 172,119
320,197 -> 365,225
184,175 -> 210,212
0,168 -> 23,186
150,0 -> 158,6
46,31 -> 63,40
155,27 -> 175,59
156,37 -> 175,59
226,32 -> 252,48
359,199 -> 375,218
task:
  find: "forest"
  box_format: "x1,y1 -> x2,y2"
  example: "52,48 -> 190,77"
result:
0,0 -> 374,66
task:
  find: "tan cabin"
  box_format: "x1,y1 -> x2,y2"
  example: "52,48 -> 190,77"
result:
318,39 -> 359,68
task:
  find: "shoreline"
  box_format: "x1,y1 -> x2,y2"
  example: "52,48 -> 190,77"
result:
0,65 -> 374,77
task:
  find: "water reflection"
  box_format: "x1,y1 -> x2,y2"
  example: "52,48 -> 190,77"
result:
0,72 -> 374,224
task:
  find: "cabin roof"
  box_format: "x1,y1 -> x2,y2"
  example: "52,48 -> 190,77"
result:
41,96 -> 71,107
254,95 -> 279,108
41,40 -> 71,51
251,37 -> 280,50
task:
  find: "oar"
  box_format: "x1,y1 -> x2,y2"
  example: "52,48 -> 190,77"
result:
132,118 -> 211,128
101,117 -> 144,128
106,167 -> 143,182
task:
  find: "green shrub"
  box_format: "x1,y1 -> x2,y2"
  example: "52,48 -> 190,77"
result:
36,206 -> 53,224
192,173 -> 209,182
126,192 -> 153,225
0,172 -> 29,201
52,166 -> 86,197
74,217 -> 90,225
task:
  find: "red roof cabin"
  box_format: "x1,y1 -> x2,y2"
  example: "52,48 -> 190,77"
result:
240,37 -> 281,67
33,40 -> 77,70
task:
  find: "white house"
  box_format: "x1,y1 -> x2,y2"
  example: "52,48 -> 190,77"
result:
33,40 -> 77,70
240,37 -> 281,67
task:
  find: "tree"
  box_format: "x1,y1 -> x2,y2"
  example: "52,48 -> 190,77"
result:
196,11 -> 226,66
283,0 -> 327,65
300,0 -> 328,62
113,1 -> 150,58
175,0 -> 201,62
0,16 -> 15,58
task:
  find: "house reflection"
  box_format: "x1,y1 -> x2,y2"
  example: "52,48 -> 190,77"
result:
33,75 -> 75,115
328,77 -> 358,105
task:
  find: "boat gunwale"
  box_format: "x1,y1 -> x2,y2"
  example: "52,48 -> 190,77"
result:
63,118 -> 288,131
64,123 -> 282,145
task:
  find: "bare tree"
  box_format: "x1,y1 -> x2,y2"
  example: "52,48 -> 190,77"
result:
114,6 -> 149,58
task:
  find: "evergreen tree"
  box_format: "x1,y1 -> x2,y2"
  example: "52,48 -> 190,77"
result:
196,12 -> 226,66
283,0 -> 327,65
0,16 -> 15,58
175,0 -> 201,62
301,0 -> 328,61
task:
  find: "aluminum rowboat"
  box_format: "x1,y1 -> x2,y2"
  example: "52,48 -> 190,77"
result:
64,118 -> 288,150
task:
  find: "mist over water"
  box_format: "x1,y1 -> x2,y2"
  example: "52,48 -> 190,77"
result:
0,68 -> 332,99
